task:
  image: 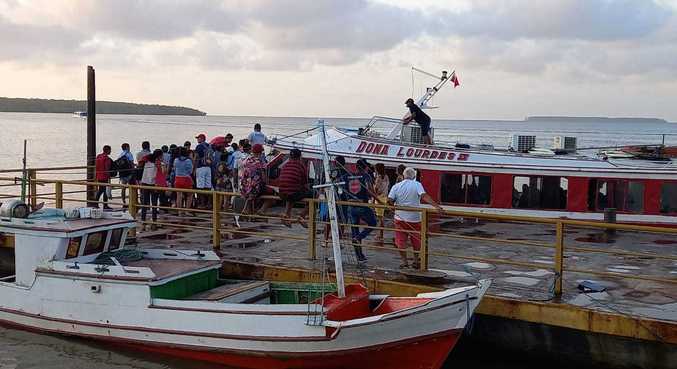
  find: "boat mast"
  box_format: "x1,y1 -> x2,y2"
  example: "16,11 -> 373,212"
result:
317,119 -> 346,298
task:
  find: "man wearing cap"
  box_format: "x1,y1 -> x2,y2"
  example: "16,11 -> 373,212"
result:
194,133 -> 213,208
403,98 -> 432,145
344,158 -> 383,262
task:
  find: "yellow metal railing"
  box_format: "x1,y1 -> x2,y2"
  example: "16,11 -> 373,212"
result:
1,166 -> 676,298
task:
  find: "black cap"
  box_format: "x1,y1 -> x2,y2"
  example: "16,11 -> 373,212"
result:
290,148 -> 302,158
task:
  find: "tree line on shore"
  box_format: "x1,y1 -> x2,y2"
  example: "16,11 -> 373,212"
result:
0,97 -> 206,116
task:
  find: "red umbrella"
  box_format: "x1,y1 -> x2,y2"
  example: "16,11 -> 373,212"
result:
209,136 -> 226,148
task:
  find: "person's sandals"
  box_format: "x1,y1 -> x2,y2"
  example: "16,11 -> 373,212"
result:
399,262 -> 410,269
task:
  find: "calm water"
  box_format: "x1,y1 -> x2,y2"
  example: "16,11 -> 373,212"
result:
0,112 -> 671,368
1,112 -> 676,171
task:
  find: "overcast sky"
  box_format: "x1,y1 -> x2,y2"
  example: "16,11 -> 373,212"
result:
1,0 -> 677,120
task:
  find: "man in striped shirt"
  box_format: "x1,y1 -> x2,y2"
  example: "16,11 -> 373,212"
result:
278,149 -> 311,227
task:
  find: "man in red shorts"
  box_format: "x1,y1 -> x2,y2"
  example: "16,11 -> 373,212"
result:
387,167 -> 442,269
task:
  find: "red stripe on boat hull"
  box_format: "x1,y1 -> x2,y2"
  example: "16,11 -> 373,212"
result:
112,330 -> 461,369
0,316 -> 461,369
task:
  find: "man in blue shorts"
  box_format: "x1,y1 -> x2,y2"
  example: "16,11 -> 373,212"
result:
403,98 -> 432,145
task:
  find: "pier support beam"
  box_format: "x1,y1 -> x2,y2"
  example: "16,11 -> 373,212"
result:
554,222 -> 564,297
55,181 -> 63,209
212,192 -> 221,250
86,65 -> 96,206
307,199 -> 316,260
420,209 -> 429,271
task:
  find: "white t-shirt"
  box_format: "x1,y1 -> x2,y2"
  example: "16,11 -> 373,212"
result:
141,161 -> 157,185
248,131 -> 267,146
388,179 -> 426,223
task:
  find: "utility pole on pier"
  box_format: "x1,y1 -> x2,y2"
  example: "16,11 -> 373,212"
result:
86,66 -> 96,206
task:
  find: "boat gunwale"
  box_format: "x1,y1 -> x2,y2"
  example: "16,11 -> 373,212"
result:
0,293 -> 473,342
0,313 -> 462,358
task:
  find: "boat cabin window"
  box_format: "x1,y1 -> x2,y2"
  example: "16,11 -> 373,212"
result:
660,182 -> 677,214
588,179 -> 644,213
108,228 -> 124,251
513,176 -> 567,210
65,237 -> 82,259
83,231 -> 107,256
440,174 -> 491,205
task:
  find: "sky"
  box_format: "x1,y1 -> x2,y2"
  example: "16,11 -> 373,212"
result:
1,0 -> 677,121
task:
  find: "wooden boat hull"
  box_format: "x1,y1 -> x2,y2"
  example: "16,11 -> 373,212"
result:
0,273 -> 488,369
0,316 -> 460,369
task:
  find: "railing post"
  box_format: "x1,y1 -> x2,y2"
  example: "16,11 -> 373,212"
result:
55,181 -> 63,209
308,199 -> 317,260
554,221 -> 565,297
128,185 -> 138,237
213,191 -> 221,250
420,209 -> 429,271
28,169 -> 37,209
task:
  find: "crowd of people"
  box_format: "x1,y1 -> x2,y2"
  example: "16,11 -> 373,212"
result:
94,123 -> 442,268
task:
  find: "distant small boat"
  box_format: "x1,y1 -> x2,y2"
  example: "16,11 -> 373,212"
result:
622,145 -> 677,159
72,111 -> 87,118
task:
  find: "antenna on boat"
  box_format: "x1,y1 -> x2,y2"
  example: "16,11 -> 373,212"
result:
317,119 -> 346,298
21,139 -> 27,202
382,67 -> 457,140
411,66 -> 456,109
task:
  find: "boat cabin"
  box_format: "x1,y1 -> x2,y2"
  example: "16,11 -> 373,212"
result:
0,206 -> 339,306
269,125 -> 677,225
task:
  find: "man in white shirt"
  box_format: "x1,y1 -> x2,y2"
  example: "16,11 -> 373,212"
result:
387,167 -> 442,269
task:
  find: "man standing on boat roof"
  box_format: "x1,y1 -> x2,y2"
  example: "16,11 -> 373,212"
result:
403,98 -> 432,145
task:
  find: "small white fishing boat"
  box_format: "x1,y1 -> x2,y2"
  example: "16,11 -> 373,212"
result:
72,111 -> 87,118
0,121 -> 489,369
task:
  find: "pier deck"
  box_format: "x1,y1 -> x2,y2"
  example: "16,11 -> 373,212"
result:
136,212 -> 677,322
131,211 -> 677,368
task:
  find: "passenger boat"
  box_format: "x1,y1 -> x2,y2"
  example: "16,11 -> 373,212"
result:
72,111 -> 87,118
269,69 -> 677,227
0,122 -> 489,369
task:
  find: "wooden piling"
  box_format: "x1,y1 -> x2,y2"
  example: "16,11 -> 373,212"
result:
86,66 -> 96,206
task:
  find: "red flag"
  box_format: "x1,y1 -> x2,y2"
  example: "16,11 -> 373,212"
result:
451,73 -> 460,88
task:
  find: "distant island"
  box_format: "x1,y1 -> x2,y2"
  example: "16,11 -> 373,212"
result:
526,116 -> 668,124
0,97 -> 206,116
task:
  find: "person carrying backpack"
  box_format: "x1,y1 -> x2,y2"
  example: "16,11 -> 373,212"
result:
116,143 -> 135,206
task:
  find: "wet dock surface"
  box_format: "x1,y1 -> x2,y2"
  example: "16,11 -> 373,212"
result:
134,210 -> 677,324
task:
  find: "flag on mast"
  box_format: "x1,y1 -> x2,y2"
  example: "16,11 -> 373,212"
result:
451,72 -> 460,88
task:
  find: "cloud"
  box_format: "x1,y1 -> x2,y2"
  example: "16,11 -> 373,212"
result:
0,15 -> 84,62
444,0 -> 672,41
0,0 -> 675,79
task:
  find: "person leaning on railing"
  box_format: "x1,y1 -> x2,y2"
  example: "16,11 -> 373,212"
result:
387,167 -> 442,269
139,149 -> 167,230
278,148 -> 311,228
172,147 -> 194,215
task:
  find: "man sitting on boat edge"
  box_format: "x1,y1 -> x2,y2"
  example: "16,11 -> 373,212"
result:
403,98 -> 433,145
